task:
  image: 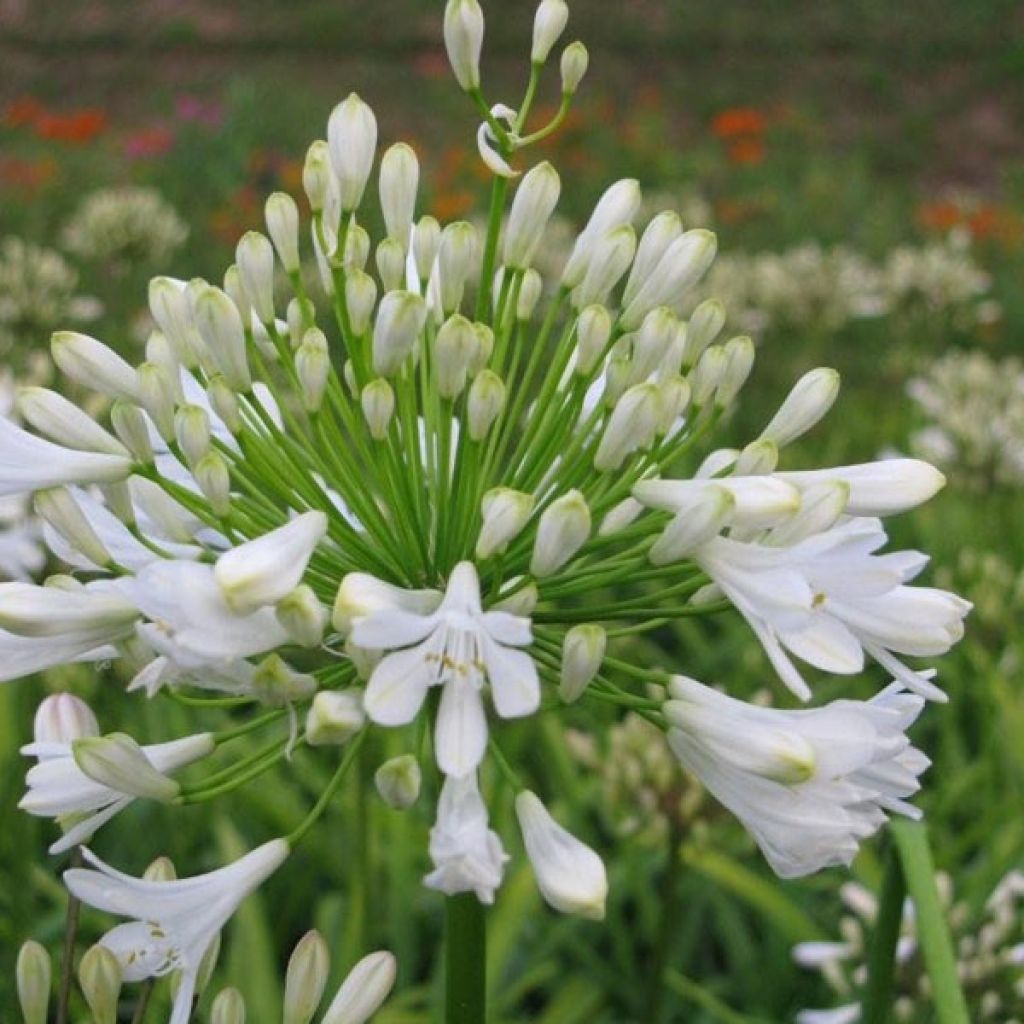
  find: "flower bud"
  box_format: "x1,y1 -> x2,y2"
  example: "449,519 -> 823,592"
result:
207,376 -> 242,434
559,624 -> 606,702
760,367 -> 840,448
561,179 -> 641,288
623,211 -> 684,308
516,269 -> 543,321
476,487 -> 535,559
347,227 -> 374,274
276,584 -> 328,647
734,438 -> 778,476
560,41 -> 589,94
375,237 -> 405,293
531,490 -> 590,577
16,940 -> 50,1024
286,298 -> 305,348
211,987 -> 246,1024
136,361 -> 176,441
252,654 -> 317,707
51,331 -> 139,401
504,162 -> 561,269
443,0 -> 484,91
515,791 -> 608,919
345,270 -> 378,335
143,855 -> 177,881
375,754 -> 422,810
689,345 -> 727,407
574,304 -> 612,376
236,231 -> 276,324
109,400 -> 153,463
78,944 -> 122,1024
266,192 -> 301,274
532,0 -> 569,63
360,378 -> 395,441
284,930 -> 330,1024
379,143 -> 419,249
594,383 -> 662,471
223,264 -> 251,323
467,369 -> 506,440
657,376 -> 691,434
321,951 -> 397,1024
303,140 -> 332,213
73,732 -> 181,802
35,487 -> 112,568
435,314 -> 476,399
769,481 -> 848,547
194,285 -> 252,392
469,322 -> 494,374
34,693 -> 99,744
412,216 -> 441,282
296,327 -> 330,413
194,451 -> 232,517
148,277 -> 200,368
649,485 -> 734,565
306,690 -> 366,746
573,225 -> 636,308
598,496 -> 642,536
372,291 -> 427,376
716,335 -> 755,408
328,93 -> 378,212
437,221 -> 479,314
681,298 -> 725,369
343,360 -> 359,396
174,403 -> 212,466
17,387 -> 128,458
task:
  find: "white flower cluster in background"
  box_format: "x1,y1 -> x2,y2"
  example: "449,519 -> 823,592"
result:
62,186 -> 189,269
907,348 -> 1024,488
794,871 -> 1024,1023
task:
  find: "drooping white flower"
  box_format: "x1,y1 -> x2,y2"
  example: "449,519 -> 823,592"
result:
64,839 -> 289,1024
665,675 -> 929,878
350,561 -> 538,777
424,772 -> 508,903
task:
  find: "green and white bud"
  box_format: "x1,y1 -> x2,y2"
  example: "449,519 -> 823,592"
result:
207,376 -> 243,433
716,335 -> 755,408
759,367 -> 840,448
443,0 -> 485,91
598,496 -> 643,536
689,345 -> 728,408
211,988 -> 246,1024
195,451 -> 232,517
51,331 -> 139,401
516,269 -> 543,321
236,231 -> 276,324
372,291 -> 427,376
575,304 -> 612,376
532,0 -> 569,63
296,328 -> 330,413
345,270 -> 378,335
35,488 -> 111,568
328,93 -> 378,212
344,224 -> 371,272
100,480 -> 134,525
174,403 -> 212,466
682,298 -> 726,369
375,754 -> 422,810
345,637 -> 381,682
437,221 -> 478,314
343,360 -> 359,397
560,41 -> 589,94
306,690 -> 365,746
469,323 -> 494,374
412,215 -> 441,282
734,438 -> 778,476
602,356 -> 631,407
657,375 -> 691,434
78,944 -> 122,1024
252,654 -> 317,707
504,162 -> 561,269
467,369 -> 506,440
223,264 -> 251,323
276,584 -> 328,648
435,314 -> 477,399
321,951 -> 397,1024
286,298 -> 304,348
594,382 -> 662,471
148,277 -> 199,368
531,490 -> 590,576
361,378 -> 395,440
650,485 -> 734,565
559,624 -> 606,702
109,400 -> 153,463
73,732 -> 182,802
194,285 -> 252,392
143,855 -> 177,881
379,143 -> 419,249
629,306 -> 678,384
561,179 -> 641,289
573,225 -> 636,308
476,487 -> 535,559
623,211 -> 684,308
17,387 -> 128,458
375,237 -> 406,293
16,940 -> 50,1024
266,192 -> 301,274
303,140 -> 332,213
284,930 -> 330,1024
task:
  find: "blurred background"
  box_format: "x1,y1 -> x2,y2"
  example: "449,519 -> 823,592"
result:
2,1 -> 1023,1021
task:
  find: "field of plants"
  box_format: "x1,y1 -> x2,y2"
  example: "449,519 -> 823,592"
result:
1,1 -> 1023,1021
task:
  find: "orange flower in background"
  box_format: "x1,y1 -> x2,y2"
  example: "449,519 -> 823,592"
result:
4,96 -> 46,128
432,189 -> 475,222
711,106 -> 766,139
727,138 -> 766,165
34,109 -> 107,144
916,201 -> 961,233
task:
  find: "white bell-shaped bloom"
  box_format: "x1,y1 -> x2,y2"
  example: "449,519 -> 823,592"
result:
424,772 -> 508,903
64,839 -> 289,1024
665,675 -> 929,878
694,517 -> 970,701
350,561 -> 538,777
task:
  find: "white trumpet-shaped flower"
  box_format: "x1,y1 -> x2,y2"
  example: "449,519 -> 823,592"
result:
351,562 -> 537,777
666,675 -> 929,878
64,839 -> 289,1024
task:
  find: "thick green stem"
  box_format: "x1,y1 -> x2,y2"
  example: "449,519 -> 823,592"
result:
445,894 -> 487,1024
861,843 -> 906,1024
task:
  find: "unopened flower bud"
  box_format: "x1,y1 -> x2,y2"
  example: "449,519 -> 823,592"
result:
624,211 -> 684,308
266,192 -> 301,274
321,951 -> 397,1024
34,693 -> 98,744
437,221 -> 478,314
532,0 -> 569,63
689,345 -> 728,407
476,488 -> 535,559
734,438 -> 778,476
143,855 -> 177,881
296,327 -> 330,413
443,0 -> 485,91
560,41 -> 589,94
284,930 -> 330,1024
598,496 -> 643,536
51,331 -> 139,401
574,304 -> 612,376
195,285 -> 252,392
303,140 -> 332,213
469,323 -> 494,374
343,360 -> 359,396
504,162 -> 561,269
374,238 -> 405,293
207,376 -> 242,433
650,485 -> 734,565
109,400 -> 152,463
375,754 -> 422,810
276,584 -> 328,647
345,270 -> 378,335
372,290 -> 427,376
516,269 -> 543,321
629,306 -> 678,384
435,314 -> 476,399
136,362 -> 176,441
574,225 -> 636,308
35,487 -> 111,568
328,93 -> 377,212
560,624 -> 606,702
306,690 -> 365,746
760,367 -> 840,448
682,298 -> 726,369
716,335 -> 755,408
657,376 -> 691,434
361,378 -> 395,440
236,231 -> 276,324
79,944 -> 122,1024
413,216 -> 441,282
467,369 -> 506,440
17,387 -> 128,458
174,403 -> 211,466
531,490 -> 590,577
344,225 -> 371,273
594,383 -> 662,471
211,987 -> 246,1024
194,451 -> 232,517
379,143 -> 419,249
17,940 -> 51,1024
493,579 -> 538,616
252,654 -> 317,707
562,179 -> 641,289
222,264 -> 251,323
73,732 -> 181,802
287,298 -> 305,348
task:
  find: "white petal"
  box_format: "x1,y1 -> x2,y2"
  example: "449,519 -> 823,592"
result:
363,645 -> 434,726
435,673 -> 488,778
481,635 -> 539,719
